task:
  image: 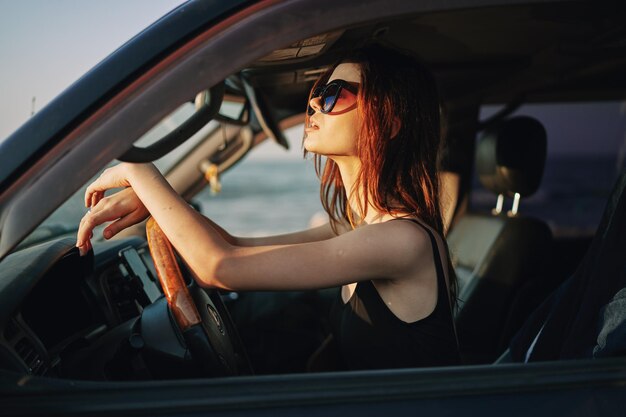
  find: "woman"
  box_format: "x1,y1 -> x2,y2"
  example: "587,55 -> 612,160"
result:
76,43 -> 460,370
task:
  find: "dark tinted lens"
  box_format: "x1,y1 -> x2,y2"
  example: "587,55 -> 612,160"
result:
307,86 -> 323,116
321,83 -> 340,113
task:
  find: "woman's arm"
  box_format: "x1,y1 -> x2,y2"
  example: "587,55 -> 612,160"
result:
77,163 -> 426,291
209,217 -> 343,247
81,176 -> 343,248
198,220 -> 425,291
233,220 -> 350,246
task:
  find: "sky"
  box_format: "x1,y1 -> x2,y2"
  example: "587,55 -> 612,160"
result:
0,0 -> 185,140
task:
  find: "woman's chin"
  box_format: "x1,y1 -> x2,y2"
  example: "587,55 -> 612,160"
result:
303,136 -> 319,154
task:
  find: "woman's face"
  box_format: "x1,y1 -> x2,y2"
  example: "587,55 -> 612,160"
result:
303,63 -> 362,158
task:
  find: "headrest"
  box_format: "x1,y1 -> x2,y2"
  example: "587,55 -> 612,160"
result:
476,116 -> 547,197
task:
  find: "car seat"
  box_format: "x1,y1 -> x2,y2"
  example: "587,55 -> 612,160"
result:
447,116 -> 553,364
503,167 -> 626,362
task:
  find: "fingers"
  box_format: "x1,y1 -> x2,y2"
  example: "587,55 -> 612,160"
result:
76,212 -> 97,251
103,209 -> 145,239
76,187 -> 150,255
80,238 -> 92,257
76,197 -> 122,250
85,172 -> 104,207
84,165 -> 131,207
90,190 -> 104,209
85,177 -> 106,208
76,216 -> 93,256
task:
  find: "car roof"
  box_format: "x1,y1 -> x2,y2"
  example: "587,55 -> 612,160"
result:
245,1 -> 626,120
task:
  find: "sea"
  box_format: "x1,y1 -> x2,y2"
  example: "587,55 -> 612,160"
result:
195,158 -> 324,237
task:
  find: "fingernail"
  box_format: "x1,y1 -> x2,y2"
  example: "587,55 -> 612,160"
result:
103,230 -> 111,239
78,246 -> 86,256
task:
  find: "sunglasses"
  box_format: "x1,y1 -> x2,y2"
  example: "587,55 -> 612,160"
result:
307,79 -> 359,116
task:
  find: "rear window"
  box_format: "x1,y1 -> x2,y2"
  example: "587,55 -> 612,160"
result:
470,101 -> 626,236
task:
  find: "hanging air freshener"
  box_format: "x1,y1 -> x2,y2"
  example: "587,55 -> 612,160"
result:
203,162 -> 221,195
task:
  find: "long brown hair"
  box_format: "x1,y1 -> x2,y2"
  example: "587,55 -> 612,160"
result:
304,44 -> 458,306
306,44 -> 444,234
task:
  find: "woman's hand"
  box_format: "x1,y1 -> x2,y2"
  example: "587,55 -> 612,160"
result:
84,163 -> 135,208
76,163 -> 156,255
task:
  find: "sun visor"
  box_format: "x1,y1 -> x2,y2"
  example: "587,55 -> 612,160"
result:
256,30 -> 344,63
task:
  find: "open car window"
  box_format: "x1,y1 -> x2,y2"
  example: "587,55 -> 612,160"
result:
194,123 -> 324,236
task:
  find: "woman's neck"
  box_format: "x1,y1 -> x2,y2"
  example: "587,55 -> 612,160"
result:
333,156 -> 397,225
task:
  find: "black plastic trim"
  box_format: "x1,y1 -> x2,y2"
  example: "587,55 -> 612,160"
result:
1,358 -> 626,416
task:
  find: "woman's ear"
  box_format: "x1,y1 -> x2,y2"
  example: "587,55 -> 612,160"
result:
391,116 -> 401,139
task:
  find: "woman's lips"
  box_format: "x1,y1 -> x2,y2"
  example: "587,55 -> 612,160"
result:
306,118 -> 321,133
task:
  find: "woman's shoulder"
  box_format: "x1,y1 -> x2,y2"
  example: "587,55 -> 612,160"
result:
343,218 -> 434,275
351,216 -> 434,244
365,216 -> 434,242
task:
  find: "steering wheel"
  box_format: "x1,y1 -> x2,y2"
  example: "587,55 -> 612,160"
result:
145,217 -> 251,376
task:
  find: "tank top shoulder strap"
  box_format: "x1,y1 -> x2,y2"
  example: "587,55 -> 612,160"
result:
392,217 -> 459,345
393,218 -> 447,286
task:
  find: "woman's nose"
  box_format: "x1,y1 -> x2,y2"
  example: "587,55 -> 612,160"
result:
309,96 -> 322,113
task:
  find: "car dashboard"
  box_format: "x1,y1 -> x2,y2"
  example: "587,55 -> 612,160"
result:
0,236 -> 163,379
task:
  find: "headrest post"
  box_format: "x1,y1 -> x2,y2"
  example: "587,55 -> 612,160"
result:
508,193 -> 521,217
492,194 -> 504,215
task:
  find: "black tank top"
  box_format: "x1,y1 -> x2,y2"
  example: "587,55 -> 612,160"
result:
329,218 -> 460,370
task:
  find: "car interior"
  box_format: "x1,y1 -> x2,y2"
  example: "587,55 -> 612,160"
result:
1,0 -> 625,384
448,115 -> 554,364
